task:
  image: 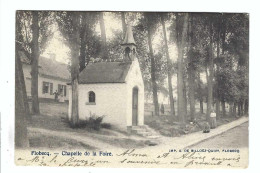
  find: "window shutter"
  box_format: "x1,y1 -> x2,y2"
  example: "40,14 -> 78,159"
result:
50,83 -> 53,95
58,84 -> 61,94
42,82 -> 45,94
64,85 -> 66,96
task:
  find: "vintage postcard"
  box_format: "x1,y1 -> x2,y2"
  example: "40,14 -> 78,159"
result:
14,11 -> 249,168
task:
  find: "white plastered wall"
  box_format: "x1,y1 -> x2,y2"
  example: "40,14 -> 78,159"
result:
125,58 -> 145,127
72,83 -> 128,129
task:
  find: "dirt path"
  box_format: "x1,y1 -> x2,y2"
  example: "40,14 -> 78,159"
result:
28,127 -> 119,149
192,122 -> 248,148
28,127 -> 148,149
150,116 -> 249,150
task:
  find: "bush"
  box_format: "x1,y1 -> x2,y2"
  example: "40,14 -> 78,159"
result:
69,119 -> 88,129
68,114 -> 109,130
88,114 -> 105,130
101,123 -> 111,129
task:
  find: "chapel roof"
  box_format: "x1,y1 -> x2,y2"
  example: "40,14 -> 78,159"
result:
78,61 -> 132,84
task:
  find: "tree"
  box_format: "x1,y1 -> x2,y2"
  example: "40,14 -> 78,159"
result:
56,12 -> 81,127
16,11 -> 30,118
206,17 -> 214,122
15,50 -> 30,148
31,11 -> 40,114
15,12 -> 29,147
79,12 -> 99,71
196,72 -> 205,114
213,13 -> 249,117
214,14 -> 222,118
187,13 -> 196,121
176,13 -> 189,123
144,12 -> 160,116
160,13 -> 175,117
17,11 -> 53,115
99,12 -> 108,59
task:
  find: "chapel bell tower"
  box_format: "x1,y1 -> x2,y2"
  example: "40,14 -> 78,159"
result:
121,25 -> 136,61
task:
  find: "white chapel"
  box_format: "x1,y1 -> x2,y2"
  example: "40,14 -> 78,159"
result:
68,25 -> 145,130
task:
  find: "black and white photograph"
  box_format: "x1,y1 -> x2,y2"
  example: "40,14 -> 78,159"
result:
2,0 -> 258,169
11,10 -> 250,168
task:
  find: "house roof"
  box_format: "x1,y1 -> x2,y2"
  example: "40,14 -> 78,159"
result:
38,57 -> 70,82
19,51 -> 31,64
79,61 -> 132,84
20,51 -> 70,81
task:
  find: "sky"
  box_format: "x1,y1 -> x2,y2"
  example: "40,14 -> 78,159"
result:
41,12 -> 206,104
42,12 -> 178,63
42,12 -> 122,63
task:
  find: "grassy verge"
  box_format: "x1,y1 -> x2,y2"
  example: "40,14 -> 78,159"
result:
145,112 -> 240,137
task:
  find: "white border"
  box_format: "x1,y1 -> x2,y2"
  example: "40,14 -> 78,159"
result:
1,0 -> 259,172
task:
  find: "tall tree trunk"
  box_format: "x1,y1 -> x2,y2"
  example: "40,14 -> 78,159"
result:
176,13 -> 189,123
79,13 -> 87,72
200,99 -> 203,114
205,67 -> 209,115
233,102 -> 237,117
187,14 -> 196,121
161,14 -> 175,117
198,72 -> 203,114
206,20 -> 214,122
147,25 -> 159,116
240,101 -> 244,116
244,99 -> 248,115
237,101 -> 241,116
15,15 -> 29,148
31,11 -> 40,115
221,101 -> 226,117
229,102 -> 233,116
121,12 -> 127,36
17,51 -> 30,120
15,51 -> 30,148
99,12 -> 108,59
16,13 -> 30,119
188,67 -> 195,121
183,78 -> 187,117
70,12 -> 80,127
215,17 -> 221,118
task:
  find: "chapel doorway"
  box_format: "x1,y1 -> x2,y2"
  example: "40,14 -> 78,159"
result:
132,87 -> 138,126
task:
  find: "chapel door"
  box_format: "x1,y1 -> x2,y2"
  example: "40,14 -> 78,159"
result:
132,87 -> 138,126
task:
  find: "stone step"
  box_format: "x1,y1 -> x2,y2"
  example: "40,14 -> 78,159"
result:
131,126 -> 146,130
137,131 -> 151,137
131,129 -> 147,134
130,125 -> 161,139
146,135 -> 160,139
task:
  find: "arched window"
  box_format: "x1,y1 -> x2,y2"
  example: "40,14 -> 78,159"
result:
89,91 -> 95,103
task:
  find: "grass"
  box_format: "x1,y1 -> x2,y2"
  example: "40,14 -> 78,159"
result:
28,102 -> 148,149
28,114 -> 148,149
29,132 -> 95,150
144,110 -> 239,137
27,101 -> 241,149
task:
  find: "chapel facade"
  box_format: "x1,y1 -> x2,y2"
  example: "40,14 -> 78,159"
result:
68,25 -> 145,130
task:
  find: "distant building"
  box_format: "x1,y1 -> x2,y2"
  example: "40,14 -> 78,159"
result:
20,52 -> 70,101
68,25 -> 145,130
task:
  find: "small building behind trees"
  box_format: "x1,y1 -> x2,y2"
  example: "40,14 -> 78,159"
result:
20,52 -> 70,101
